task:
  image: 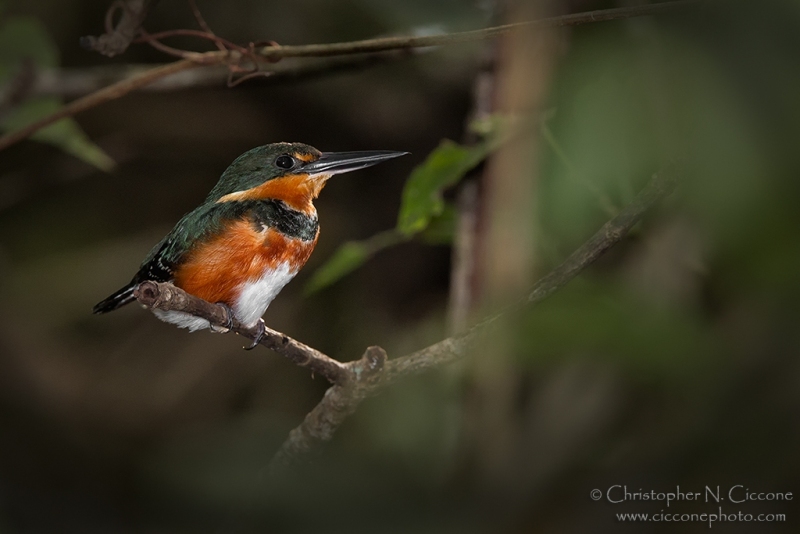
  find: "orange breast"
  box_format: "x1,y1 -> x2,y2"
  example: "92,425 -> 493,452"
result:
173,220 -> 318,305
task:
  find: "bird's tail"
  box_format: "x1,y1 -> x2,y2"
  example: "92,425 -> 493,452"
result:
93,283 -> 137,314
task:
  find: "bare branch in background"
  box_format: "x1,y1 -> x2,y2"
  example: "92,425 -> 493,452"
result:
80,0 -> 157,57
255,1 -> 699,61
30,53 -> 412,98
0,58 -> 203,152
0,0 -> 699,152
384,167 -> 677,381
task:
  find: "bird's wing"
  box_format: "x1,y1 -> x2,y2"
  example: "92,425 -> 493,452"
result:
132,200 -> 310,284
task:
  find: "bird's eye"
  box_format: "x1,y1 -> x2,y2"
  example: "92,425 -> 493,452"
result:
275,155 -> 295,169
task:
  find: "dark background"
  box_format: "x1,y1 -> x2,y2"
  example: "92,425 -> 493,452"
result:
0,0 -> 798,532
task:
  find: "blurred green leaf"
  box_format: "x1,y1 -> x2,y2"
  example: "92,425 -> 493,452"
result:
514,279 -> 712,377
0,17 -> 58,80
397,113 -> 512,237
0,16 -> 115,172
305,231 -> 405,294
540,111 -> 618,217
397,140 -> 488,236
305,242 -> 370,295
419,203 -> 457,244
310,115 -> 513,293
2,99 -> 116,172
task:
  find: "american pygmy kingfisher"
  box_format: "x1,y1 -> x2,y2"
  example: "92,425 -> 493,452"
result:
93,142 -> 406,339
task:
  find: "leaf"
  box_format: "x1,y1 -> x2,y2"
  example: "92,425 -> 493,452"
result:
1,98 -> 116,172
419,203 -> 457,244
0,17 -> 58,81
307,115 -> 514,293
305,231 -> 405,294
396,115 -> 513,237
396,140 -> 490,236
0,16 -> 115,172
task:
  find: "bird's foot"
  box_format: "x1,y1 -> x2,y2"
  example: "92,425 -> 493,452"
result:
245,319 -> 266,350
210,303 -> 235,333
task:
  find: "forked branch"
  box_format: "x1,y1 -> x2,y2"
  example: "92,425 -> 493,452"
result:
130,167 -> 677,472
267,168 -> 677,472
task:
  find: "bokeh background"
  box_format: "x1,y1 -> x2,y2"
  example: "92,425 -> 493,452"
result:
1,0 -> 798,532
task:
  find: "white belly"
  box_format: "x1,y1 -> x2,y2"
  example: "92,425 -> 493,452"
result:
232,262 -> 297,327
152,262 -> 298,331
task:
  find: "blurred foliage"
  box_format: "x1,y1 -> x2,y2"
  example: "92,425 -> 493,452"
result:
304,229 -> 405,294
514,279 -> 713,377
0,16 -> 114,171
306,115 -> 511,293
397,118 -> 505,236
1,0 -> 799,533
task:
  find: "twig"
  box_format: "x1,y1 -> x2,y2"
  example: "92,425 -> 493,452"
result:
31,63 -> 230,97
133,280 -> 351,385
81,0 -> 157,57
0,58 -> 213,152
268,346 -> 387,467
188,0 -> 219,41
30,54 -> 411,98
255,1 -> 699,61
268,167 -> 678,472
0,0 -> 699,152
135,29 -> 245,54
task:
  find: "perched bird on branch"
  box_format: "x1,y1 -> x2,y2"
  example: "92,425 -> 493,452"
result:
93,142 -> 406,344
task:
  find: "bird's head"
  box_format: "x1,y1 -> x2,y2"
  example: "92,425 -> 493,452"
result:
205,142 -> 407,212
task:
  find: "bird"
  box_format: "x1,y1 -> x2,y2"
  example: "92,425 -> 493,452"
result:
93,142 -> 407,345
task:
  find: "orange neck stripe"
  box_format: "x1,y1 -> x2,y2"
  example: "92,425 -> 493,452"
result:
216,173 -> 329,213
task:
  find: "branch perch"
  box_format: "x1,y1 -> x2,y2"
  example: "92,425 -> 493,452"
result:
133,281 -> 351,385
131,167 -> 674,473
268,167 -> 677,473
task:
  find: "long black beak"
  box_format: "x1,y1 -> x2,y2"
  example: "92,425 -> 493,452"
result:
302,150 -> 408,175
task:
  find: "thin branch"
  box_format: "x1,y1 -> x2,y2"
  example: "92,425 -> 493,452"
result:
30,53 -> 411,98
133,280 -> 351,385
136,29 -> 247,54
80,0 -> 157,57
31,63 -> 230,97
0,0 -> 699,152
268,346 -> 387,467
188,0 -> 224,50
255,1 -> 699,61
0,57 -> 214,152
268,167 -> 678,472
